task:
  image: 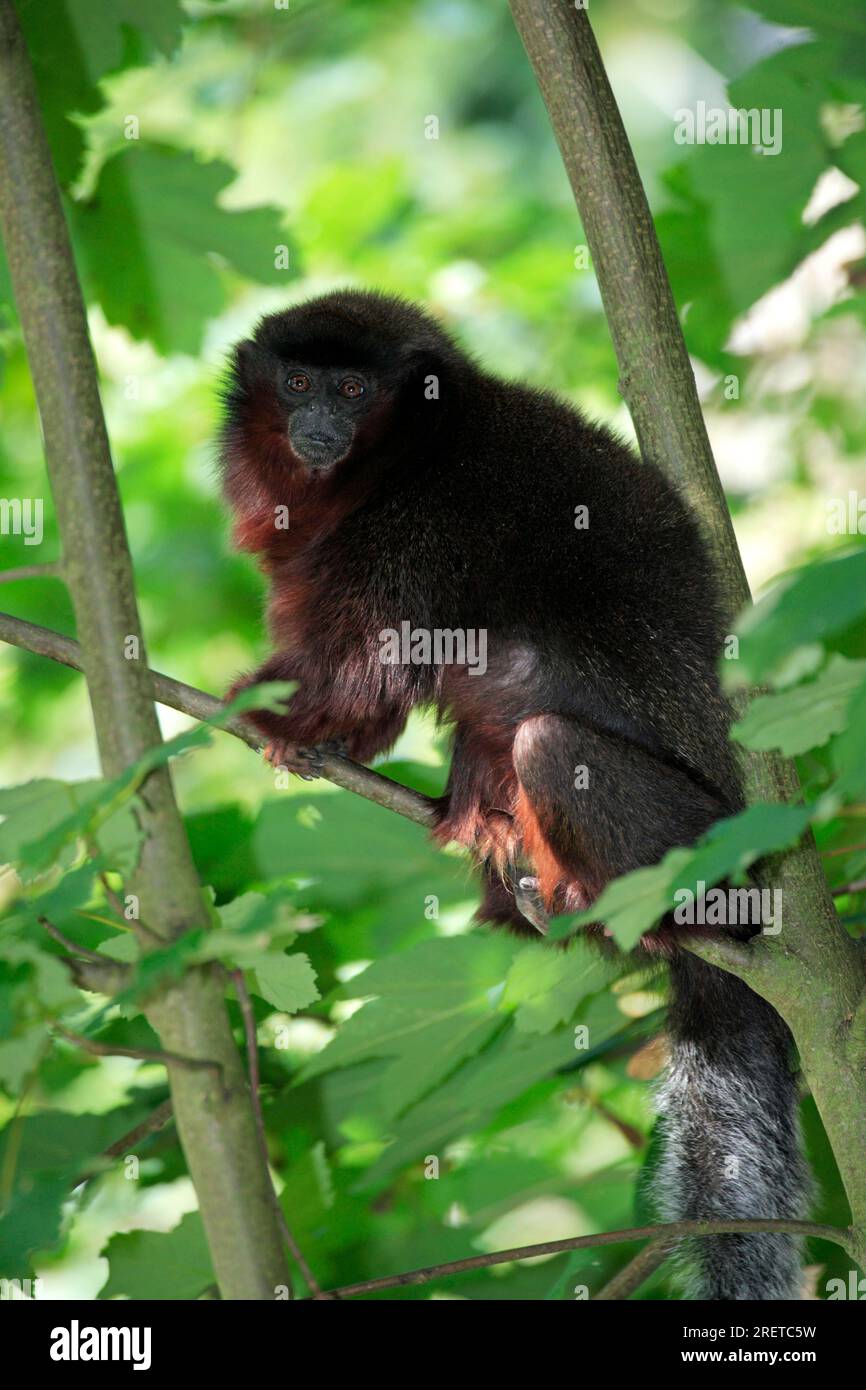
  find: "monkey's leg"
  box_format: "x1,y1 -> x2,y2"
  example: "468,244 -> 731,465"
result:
510,712 -> 726,911
512,713 -> 809,1301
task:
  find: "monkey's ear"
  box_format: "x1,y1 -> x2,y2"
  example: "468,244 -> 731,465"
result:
398,343 -> 444,383
232,339 -> 258,382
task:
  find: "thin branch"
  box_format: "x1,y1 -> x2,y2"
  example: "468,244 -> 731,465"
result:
39,914 -> 109,964
232,968 -> 325,1300
0,561 -> 62,583
0,610 -> 438,829
61,952 -> 133,997
71,1098 -> 175,1191
93,865 -> 162,947
100,1097 -> 174,1162
319,1217 -> 853,1299
54,1026 -> 227,1093
592,1236 -> 673,1300
833,877 -> 866,897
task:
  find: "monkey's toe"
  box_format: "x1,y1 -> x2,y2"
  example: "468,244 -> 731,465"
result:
263,739 -> 345,779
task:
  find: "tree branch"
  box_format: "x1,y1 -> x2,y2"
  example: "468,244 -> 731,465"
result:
97,1098 -> 174,1165
54,1026 -> 228,1092
0,561 -> 62,583
592,1236 -> 673,1301
508,0 -> 866,1255
0,610 -> 438,829
231,967 -> 326,1299
319,1217 -> 853,1299
0,0 -> 290,1300
40,915 -> 111,965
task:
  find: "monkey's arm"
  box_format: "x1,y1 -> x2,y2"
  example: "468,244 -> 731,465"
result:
229,650 -> 411,770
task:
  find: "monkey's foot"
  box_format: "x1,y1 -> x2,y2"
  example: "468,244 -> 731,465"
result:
263,739 -> 347,780
504,863 -> 549,935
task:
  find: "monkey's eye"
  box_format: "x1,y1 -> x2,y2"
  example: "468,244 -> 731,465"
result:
338,378 -> 365,399
287,372 -> 311,393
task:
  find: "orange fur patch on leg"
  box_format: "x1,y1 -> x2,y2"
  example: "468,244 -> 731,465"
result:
514,786 -> 569,909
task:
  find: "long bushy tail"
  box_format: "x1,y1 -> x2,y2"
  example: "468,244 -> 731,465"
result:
654,953 -> 811,1300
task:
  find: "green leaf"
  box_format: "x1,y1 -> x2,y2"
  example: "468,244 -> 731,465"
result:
549,850 -> 693,950
0,777 -> 149,879
252,779 -> 477,951
732,655 -> 866,755
503,939 -> 616,1034
558,803 -> 813,950
15,0 -> 186,186
4,867 -> 96,934
0,1102 -> 164,1180
0,779 -> 87,879
740,1 -> 866,37
358,994 -> 624,1187
213,890 -> 299,955
71,145 -> 295,353
277,1141 -> 334,1247
0,1025 -> 49,1092
829,677 -> 866,802
93,803 -> 145,877
731,550 -> 866,685
0,1171 -> 69,1279
248,950 -> 319,1014
299,936 -> 516,1118
99,1212 -> 214,1300
0,686 -> 293,882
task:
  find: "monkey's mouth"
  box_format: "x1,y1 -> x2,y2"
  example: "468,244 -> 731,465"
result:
288,431 -> 351,471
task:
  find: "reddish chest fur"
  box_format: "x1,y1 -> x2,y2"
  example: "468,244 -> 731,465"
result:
225,392 -> 371,651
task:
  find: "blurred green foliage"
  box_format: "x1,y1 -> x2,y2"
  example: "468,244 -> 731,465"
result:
1,0 -> 866,1301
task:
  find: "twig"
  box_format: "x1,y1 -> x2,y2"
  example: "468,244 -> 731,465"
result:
101,1097 -> 174,1161
60,951 -> 132,997
317,1217 -> 853,1299
593,1235 -> 673,1300
55,1026 -> 227,1091
0,610 -> 438,829
832,877 -> 866,897
568,1086 -> 646,1150
71,1098 -> 175,1191
0,561 -> 62,583
232,968 -> 324,1300
39,914 -> 109,964
94,866 -> 162,947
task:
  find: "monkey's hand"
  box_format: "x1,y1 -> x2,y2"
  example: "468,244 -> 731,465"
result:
263,738 -> 348,781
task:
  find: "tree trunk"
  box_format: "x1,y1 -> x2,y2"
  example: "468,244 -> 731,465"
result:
0,0 -> 290,1300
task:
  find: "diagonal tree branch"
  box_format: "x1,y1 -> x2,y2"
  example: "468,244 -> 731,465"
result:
0,609 -> 438,828
318,1217 -> 853,1300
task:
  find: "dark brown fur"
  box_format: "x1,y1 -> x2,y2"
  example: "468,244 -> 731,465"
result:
220,290 -> 809,1299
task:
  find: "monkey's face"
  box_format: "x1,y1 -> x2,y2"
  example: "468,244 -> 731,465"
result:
279,364 -> 378,474
227,291 -> 454,483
